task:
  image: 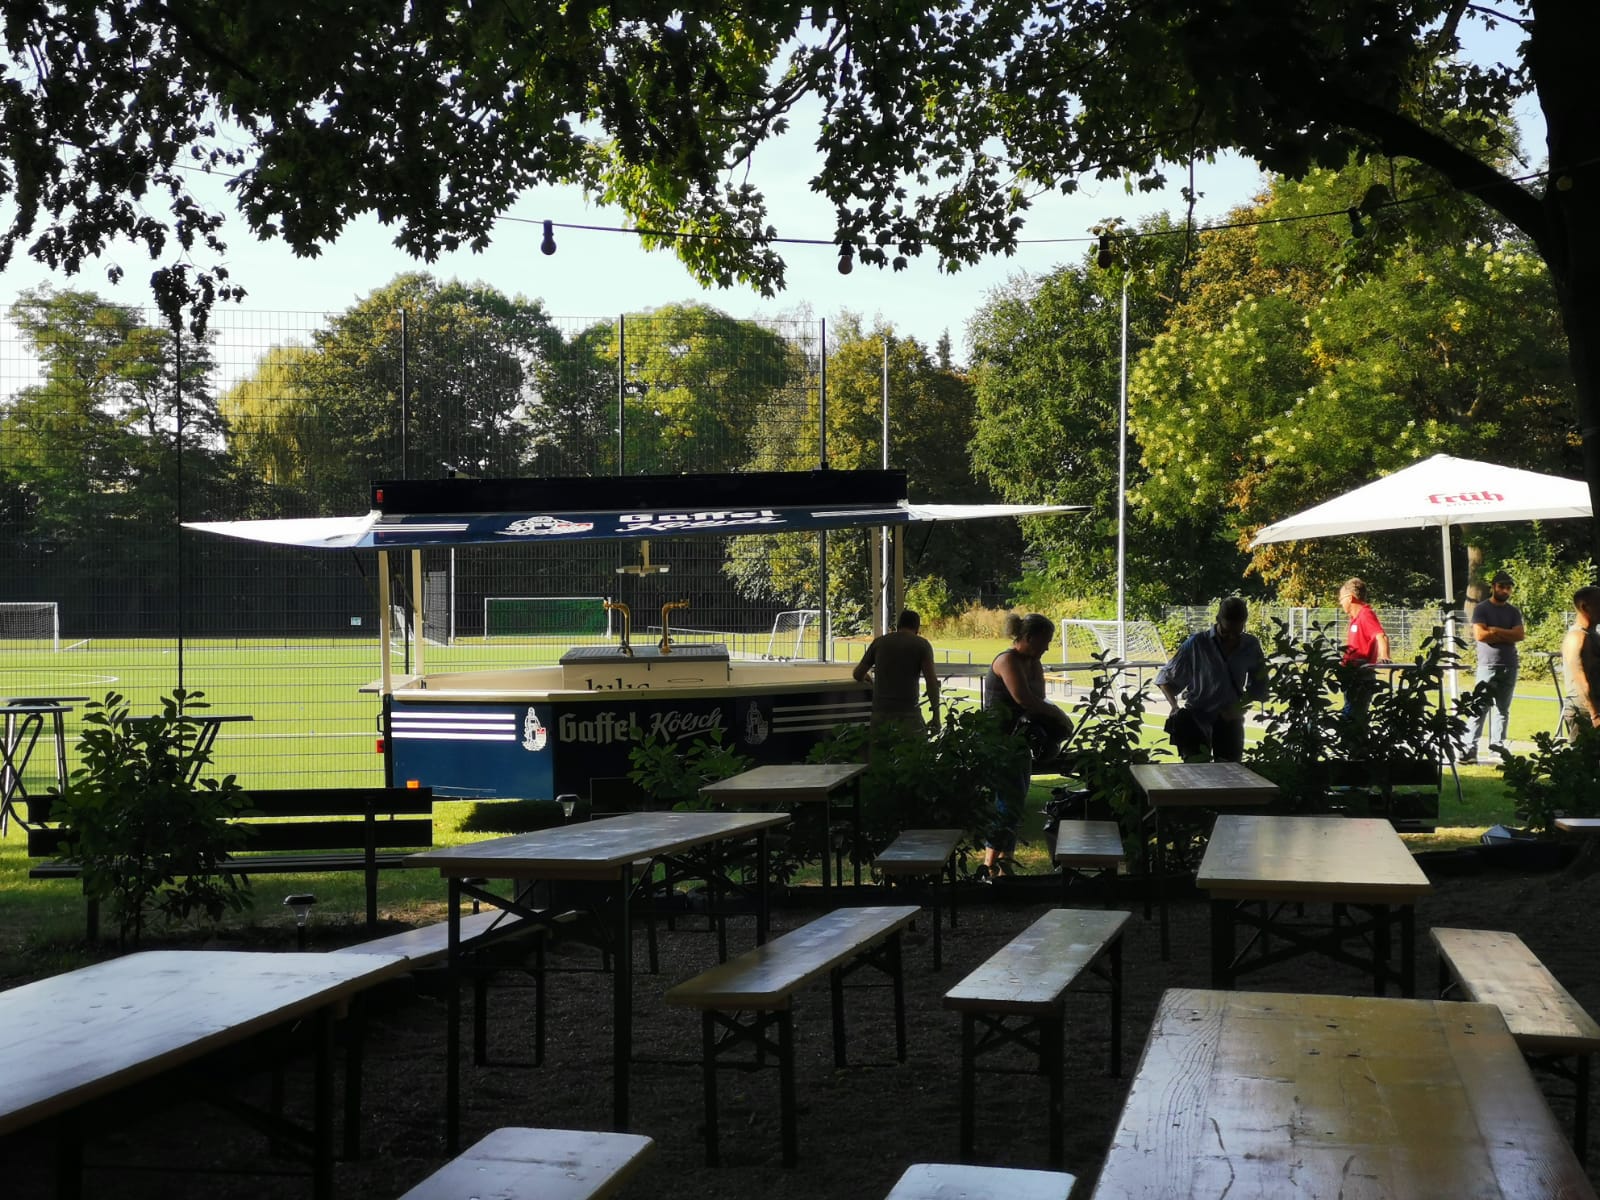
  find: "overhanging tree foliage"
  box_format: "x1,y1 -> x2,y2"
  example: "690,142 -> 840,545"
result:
6,3 -> 1597,552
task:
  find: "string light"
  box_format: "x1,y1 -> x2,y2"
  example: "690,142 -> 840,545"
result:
540,219 -> 557,256
1096,233 -> 1114,269
837,245 -> 854,275
1347,207 -> 1366,238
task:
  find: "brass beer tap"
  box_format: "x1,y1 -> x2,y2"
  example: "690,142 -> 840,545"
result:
603,600 -> 633,657
658,600 -> 689,653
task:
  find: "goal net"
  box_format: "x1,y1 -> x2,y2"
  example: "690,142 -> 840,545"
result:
764,609 -> 824,660
483,596 -> 613,641
0,602 -> 60,651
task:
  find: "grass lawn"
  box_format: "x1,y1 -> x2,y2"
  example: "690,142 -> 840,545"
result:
0,635 -> 1530,973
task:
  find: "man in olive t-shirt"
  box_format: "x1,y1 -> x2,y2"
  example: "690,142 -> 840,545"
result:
853,609 -> 941,736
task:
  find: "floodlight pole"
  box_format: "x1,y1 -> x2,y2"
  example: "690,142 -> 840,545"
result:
1115,274 -> 1129,661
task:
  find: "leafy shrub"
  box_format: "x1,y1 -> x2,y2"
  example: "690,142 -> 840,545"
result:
627,728 -> 755,808
1500,723 -> 1600,834
57,689 -> 252,945
1248,620 -> 1487,812
1058,657 -> 1160,836
805,701 -> 1017,865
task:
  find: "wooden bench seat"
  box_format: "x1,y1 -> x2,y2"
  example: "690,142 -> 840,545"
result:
875,828 -> 963,969
397,1126 -> 654,1200
944,907 -> 1130,1166
1052,818 -> 1123,905
28,786 -> 436,938
885,1162 -> 1077,1200
1433,926 -> 1600,1162
664,905 -> 920,1166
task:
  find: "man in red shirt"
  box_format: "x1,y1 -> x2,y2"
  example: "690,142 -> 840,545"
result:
1339,577 -> 1390,717
1339,577 -> 1391,666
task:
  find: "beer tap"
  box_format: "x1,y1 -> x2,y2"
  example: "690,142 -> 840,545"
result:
603,600 -> 633,657
658,599 -> 689,654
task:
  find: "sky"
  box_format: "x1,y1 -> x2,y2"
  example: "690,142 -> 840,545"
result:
0,148 -> 1268,355
0,19 -> 1541,357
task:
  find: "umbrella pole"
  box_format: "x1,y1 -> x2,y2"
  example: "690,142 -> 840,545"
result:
1442,524 -> 1459,703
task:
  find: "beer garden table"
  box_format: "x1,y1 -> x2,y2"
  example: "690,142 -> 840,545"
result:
0,949 -> 409,1200
1126,761 -> 1279,959
408,809 -> 788,1148
1196,813 -> 1432,996
1092,987 -> 1595,1200
699,762 -> 868,891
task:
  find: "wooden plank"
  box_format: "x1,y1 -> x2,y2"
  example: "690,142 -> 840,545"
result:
699,762 -> 866,803
242,786 -> 435,817
0,951 -> 409,1134
1053,819 -> 1124,868
1433,927 -> 1600,1055
334,910 -> 532,966
663,905 -> 918,1010
233,818 -> 433,853
885,1162 -> 1077,1200
876,828 -> 963,875
409,810 -> 788,878
1196,814 -> 1431,904
944,908 -> 1130,1015
397,1127 -> 654,1200
1129,761 -> 1278,808
1091,988 -> 1596,1200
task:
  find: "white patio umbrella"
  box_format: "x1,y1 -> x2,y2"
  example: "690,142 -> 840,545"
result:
1251,453 -> 1593,693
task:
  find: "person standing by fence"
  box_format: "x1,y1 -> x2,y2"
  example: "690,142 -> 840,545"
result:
1462,570 -> 1524,763
1338,577 -> 1390,719
1155,596 -> 1268,762
1561,586 -> 1600,737
852,608 -> 941,736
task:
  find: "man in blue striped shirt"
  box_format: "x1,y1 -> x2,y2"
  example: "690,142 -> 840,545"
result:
1155,597 -> 1269,762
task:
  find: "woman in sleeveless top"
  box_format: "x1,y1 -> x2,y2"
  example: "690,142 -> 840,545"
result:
981,613 -> 1072,880
1561,586 -> 1600,736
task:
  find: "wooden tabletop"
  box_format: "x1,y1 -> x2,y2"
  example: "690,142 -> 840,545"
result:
408,809 -> 789,879
397,1126 -> 654,1200
1092,987 -> 1596,1200
699,761 -> 867,803
887,1162 -> 1077,1200
944,908 -> 1130,1015
0,950 -> 409,1134
1128,761 -> 1279,807
1197,814 -> 1431,904
1555,817 -> 1600,835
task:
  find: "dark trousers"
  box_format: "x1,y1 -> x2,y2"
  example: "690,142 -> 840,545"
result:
1166,708 -> 1244,762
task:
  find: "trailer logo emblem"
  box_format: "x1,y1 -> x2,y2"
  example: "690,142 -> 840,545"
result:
522,710 -> 548,752
499,514 -> 595,537
743,702 -> 770,746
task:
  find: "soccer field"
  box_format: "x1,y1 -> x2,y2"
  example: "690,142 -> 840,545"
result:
0,637 -> 612,790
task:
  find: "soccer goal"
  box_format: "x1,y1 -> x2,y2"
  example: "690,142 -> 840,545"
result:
764,609 -> 824,660
0,602 -> 60,651
389,604 -> 454,650
483,596 -> 613,641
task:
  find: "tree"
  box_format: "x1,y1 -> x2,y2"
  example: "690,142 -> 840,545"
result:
221,273 -> 560,512
727,316 -> 1010,623
9,4 -> 1600,559
1,286 -> 232,621
601,303 -> 802,476
968,217 -> 1239,607
1132,163 -> 1577,601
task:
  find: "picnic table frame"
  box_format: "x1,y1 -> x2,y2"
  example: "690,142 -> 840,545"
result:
698,762 -> 868,891
0,702 -> 73,835
1127,761 -> 1278,959
409,809 -> 788,1148
1092,987 -> 1595,1199
1197,813 -> 1432,996
0,949 -> 409,1200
